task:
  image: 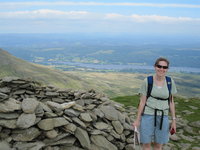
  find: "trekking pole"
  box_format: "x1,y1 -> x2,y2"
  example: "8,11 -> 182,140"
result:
133,126 -> 141,150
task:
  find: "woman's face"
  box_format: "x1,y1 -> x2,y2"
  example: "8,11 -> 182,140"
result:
155,61 -> 168,77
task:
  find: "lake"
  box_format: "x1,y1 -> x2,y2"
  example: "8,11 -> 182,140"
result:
51,61 -> 200,73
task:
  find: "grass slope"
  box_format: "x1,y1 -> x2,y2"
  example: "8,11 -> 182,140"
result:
112,95 -> 200,122
0,48 -> 200,98
0,49 -> 143,97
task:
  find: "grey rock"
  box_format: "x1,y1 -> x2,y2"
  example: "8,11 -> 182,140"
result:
60,146 -> 84,150
46,101 -> 63,112
0,92 -> 8,101
35,103 -> 45,117
44,112 -> 58,118
125,144 -> 134,150
0,98 -> 21,113
46,137 -> 76,146
72,117 -> 86,128
46,91 -> 59,96
0,112 -> 20,119
100,106 -> 119,121
93,108 -> 104,118
110,129 -> 120,139
112,120 -> 124,134
79,113 -> 93,122
192,147 -> 200,150
39,102 -> 53,112
16,113 -> 36,129
0,141 -> 11,150
43,133 -> 70,145
64,109 -> 80,117
75,127 -> 91,150
170,134 -> 181,141
91,135 -> 118,150
189,121 -> 200,128
1,76 -> 20,82
38,117 -> 69,130
12,127 -> 41,141
184,126 -> 198,135
94,122 -> 112,130
73,104 -> 84,112
63,123 -> 77,134
61,101 -> 76,109
45,129 -> 59,139
0,119 -> 17,129
13,89 -> 26,95
182,110 -> 194,115
13,141 -> 45,150
0,87 -> 11,93
188,106 -> 198,110
21,98 -> 39,113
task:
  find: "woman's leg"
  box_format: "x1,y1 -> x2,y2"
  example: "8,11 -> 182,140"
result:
153,143 -> 162,150
142,143 -> 151,150
140,115 -> 155,145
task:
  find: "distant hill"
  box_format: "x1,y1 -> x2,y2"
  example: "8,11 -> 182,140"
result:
0,48 -> 200,98
0,48 -> 143,97
0,48 -> 89,89
1,33 -> 200,69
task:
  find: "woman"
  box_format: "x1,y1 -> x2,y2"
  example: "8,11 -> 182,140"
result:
133,57 -> 177,150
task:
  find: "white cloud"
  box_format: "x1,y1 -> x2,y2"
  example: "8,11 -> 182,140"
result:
130,14 -> 198,23
0,9 -> 90,19
0,9 -> 200,24
1,2 -> 200,9
105,13 -> 200,23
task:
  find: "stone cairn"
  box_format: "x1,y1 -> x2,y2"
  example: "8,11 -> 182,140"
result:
0,77 -> 136,150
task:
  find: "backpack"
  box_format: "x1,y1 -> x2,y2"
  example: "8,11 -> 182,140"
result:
143,75 -> 172,130
147,75 -> 172,101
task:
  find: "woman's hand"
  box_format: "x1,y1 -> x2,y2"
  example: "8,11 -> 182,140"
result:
132,119 -> 140,129
170,120 -> 176,134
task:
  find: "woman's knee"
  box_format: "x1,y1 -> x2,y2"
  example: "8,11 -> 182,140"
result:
142,143 -> 151,150
154,143 -> 163,150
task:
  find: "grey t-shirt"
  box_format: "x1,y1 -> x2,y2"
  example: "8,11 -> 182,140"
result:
139,76 -> 177,116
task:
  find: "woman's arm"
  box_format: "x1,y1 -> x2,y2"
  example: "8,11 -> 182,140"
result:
132,95 -> 147,128
169,95 -> 176,133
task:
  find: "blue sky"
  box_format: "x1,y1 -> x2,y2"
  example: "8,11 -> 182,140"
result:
0,0 -> 200,36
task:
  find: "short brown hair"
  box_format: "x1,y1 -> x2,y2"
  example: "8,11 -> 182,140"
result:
154,57 -> 170,67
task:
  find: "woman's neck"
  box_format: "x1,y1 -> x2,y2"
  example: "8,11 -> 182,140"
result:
155,75 -> 165,81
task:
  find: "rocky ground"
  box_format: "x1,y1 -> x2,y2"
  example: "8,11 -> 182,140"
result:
0,76 -> 199,150
0,77 -> 137,150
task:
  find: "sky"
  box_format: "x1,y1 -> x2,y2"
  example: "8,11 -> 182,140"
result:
0,0 -> 200,36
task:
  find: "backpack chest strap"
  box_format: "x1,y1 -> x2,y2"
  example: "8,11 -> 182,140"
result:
149,95 -> 169,101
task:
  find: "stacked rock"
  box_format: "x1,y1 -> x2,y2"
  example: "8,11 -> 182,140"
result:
0,77 -> 136,150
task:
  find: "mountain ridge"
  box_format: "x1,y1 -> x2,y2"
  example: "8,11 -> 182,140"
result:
0,48 -> 143,97
1,48 -> 200,98
0,48 -> 86,89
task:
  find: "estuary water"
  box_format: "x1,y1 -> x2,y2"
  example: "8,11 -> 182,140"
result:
54,62 -> 200,73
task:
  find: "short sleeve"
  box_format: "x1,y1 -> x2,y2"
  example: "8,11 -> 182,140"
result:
171,78 -> 177,95
138,78 -> 147,96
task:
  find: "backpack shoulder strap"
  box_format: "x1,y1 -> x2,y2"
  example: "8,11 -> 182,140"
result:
165,76 -> 172,94
147,76 -> 153,99
165,76 -> 172,104
142,76 -> 153,114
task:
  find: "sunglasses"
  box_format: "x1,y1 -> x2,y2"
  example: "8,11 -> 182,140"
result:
156,64 -> 168,69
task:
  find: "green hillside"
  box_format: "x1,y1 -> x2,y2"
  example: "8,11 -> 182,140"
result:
0,48 -> 90,89
0,48 -> 200,98
0,49 -> 142,97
